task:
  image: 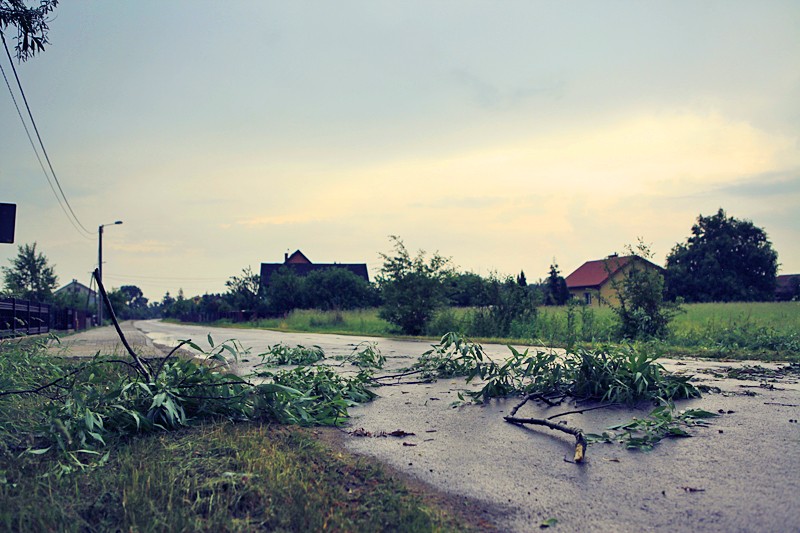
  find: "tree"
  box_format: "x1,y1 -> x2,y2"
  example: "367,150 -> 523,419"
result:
225,266 -> 262,311
447,272 -> 490,307
0,0 -> 59,61
377,236 -> 454,335
516,270 -> 527,287
264,267 -> 304,316
1,242 -> 58,301
302,268 -> 378,311
544,263 -> 569,306
612,241 -> 681,340
666,209 -> 778,302
107,285 -> 151,319
470,274 -> 537,337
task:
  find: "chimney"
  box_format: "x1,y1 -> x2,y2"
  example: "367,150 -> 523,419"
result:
284,252 -> 289,263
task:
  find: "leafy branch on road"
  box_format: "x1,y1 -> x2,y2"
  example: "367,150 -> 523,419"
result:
405,333 -> 707,462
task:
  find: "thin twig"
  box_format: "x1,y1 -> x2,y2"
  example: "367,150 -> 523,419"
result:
153,340 -> 191,377
508,392 -> 561,417
547,403 -> 617,420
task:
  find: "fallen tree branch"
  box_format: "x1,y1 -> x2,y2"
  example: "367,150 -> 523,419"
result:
505,414 -> 587,463
93,268 -> 152,381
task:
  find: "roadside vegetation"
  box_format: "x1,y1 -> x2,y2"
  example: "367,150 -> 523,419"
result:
200,301 -> 800,362
0,336 -> 480,532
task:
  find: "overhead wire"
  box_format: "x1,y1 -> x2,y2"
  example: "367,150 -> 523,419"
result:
0,30 -> 94,240
0,50 -> 90,239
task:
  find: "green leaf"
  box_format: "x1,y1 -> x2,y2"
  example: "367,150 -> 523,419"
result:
540,517 -> 558,528
26,447 -> 52,455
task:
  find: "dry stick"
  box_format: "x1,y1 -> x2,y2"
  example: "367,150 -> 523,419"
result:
506,393 -> 591,463
93,268 -> 152,382
505,414 -> 588,463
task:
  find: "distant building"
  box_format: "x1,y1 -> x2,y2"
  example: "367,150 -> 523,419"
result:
260,250 -> 369,287
54,279 -> 97,308
776,274 -> 800,301
565,254 -> 663,307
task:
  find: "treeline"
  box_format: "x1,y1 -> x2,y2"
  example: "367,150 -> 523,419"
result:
158,263 -> 570,328
2,209 -> 793,336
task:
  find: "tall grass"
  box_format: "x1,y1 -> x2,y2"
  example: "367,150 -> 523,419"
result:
216,302 -> 800,360
223,309 -> 393,336
0,422 -> 478,532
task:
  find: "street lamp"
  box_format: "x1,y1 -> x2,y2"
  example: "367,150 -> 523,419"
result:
98,220 -> 122,325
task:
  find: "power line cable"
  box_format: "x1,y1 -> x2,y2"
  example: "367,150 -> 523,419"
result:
1,30 -> 94,239
0,51 -> 91,240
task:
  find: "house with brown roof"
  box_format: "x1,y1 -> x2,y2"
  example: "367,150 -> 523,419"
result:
565,254 -> 664,307
260,250 -> 369,287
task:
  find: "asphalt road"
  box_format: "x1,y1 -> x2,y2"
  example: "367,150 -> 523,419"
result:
57,320 -> 800,532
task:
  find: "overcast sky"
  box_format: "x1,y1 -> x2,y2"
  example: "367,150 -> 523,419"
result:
2,1 -> 798,301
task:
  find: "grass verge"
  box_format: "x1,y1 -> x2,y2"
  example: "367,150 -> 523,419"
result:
195,302 -> 800,361
0,422 -> 486,532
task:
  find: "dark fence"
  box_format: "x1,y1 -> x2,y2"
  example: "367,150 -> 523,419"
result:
0,297 -> 51,338
51,308 -> 93,332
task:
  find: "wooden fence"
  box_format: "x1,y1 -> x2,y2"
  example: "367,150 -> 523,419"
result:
0,297 -> 51,338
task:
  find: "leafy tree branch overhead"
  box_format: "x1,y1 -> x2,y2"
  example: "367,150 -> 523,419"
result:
0,0 -> 59,61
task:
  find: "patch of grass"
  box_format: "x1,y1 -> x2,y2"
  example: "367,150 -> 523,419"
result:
228,308 -> 393,336
666,302 -> 800,360
0,422 -> 479,532
202,302 -> 800,361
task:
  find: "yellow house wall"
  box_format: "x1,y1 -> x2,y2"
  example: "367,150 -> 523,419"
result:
569,260 -> 662,308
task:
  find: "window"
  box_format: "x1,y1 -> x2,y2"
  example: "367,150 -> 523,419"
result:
584,292 -> 592,305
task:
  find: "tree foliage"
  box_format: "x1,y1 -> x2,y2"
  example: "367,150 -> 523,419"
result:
225,266 -> 262,311
544,263 -> 570,306
107,285 -> 154,320
665,209 -> 778,302
0,0 -> 59,61
469,274 -> 538,337
377,236 -> 454,335
1,242 -> 57,302
611,242 -> 681,340
446,272 -> 490,307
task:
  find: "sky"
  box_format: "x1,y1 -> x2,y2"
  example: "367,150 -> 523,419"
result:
1,1 -> 799,302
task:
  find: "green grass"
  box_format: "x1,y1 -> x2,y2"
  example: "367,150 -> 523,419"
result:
215,309 -> 393,337
204,302 -> 800,361
0,338 -> 485,532
0,423 -> 480,532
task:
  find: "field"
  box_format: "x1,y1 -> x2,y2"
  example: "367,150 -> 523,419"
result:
212,301 -> 800,361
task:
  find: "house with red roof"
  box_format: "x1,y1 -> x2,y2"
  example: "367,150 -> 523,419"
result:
565,254 -> 663,307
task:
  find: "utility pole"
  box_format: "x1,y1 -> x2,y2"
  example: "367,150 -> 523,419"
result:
97,220 -> 122,325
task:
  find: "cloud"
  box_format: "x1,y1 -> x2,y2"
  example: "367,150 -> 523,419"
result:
109,240 -> 171,254
711,171 -> 800,197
